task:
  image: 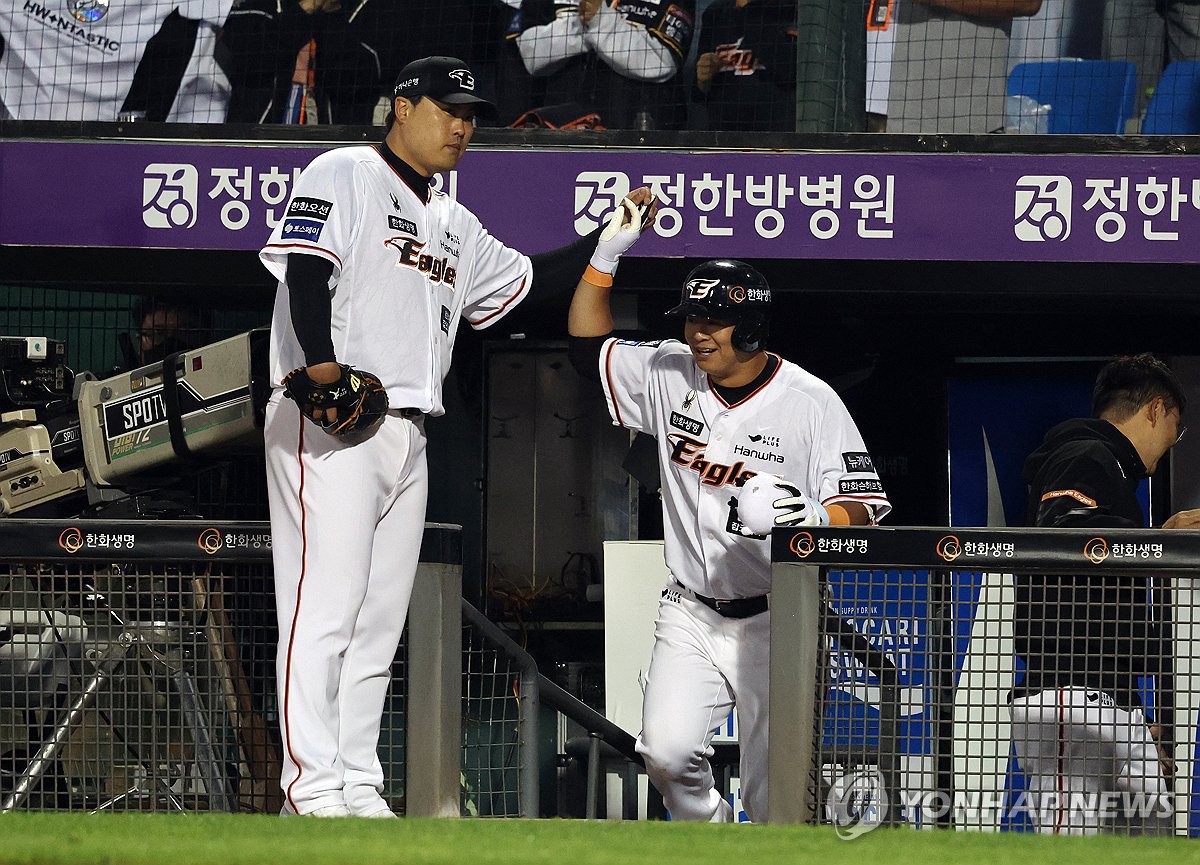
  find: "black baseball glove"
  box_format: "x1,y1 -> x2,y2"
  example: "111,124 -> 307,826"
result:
281,364 -> 389,438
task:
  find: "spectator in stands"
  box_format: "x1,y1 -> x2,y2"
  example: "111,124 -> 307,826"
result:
0,0 -> 234,121
885,0 -> 1043,133
1008,0 -> 1102,69
1104,0 -> 1200,121
1011,353 -> 1200,834
692,0 -> 797,132
509,0 -> 696,130
223,0 -> 381,124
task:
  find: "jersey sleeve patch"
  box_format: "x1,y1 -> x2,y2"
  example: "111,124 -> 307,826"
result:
839,478 -> 884,495
842,452 -> 875,473
649,3 -> 695,58
287,197 -> 333,221
281,218 -> 326,241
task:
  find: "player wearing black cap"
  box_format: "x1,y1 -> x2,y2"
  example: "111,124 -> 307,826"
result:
261,56 -> 655,818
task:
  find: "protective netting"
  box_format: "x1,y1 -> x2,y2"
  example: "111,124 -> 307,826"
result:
2,0 -> 1191,132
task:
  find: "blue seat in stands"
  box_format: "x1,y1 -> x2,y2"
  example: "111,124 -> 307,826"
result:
1141,61 -> 1200,134
1006,59 -> 1137,134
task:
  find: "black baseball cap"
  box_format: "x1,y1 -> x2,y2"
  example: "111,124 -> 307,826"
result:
392,56 -> 497,119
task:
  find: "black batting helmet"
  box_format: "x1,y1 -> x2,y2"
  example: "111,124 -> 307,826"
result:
665,259 -> 771,352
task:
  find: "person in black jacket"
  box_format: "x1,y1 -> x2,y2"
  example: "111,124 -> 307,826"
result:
1011,353 -> 1200,834
693,0 -> 797,132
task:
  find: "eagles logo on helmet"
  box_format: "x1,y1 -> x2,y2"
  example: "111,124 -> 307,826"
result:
666,259 -> 771,352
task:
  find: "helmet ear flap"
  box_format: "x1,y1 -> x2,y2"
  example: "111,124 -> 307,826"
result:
732,314 -> 767,352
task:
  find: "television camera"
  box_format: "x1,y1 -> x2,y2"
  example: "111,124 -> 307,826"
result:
0,330 -> 270,517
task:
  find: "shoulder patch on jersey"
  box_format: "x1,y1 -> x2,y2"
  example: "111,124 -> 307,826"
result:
669,411 -> 703,436
840,478 -> 884,495
287,197 -> 333,221
616,339 -> 663,348
281,218 -> 325,241
842,452 -> 875,473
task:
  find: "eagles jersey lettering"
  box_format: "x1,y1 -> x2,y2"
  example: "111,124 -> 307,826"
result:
600,338 -> 890,599
261,146 -> 532,416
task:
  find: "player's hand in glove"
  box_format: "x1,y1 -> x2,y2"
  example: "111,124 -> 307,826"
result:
282,362 -> 389,438
769,481 -> 829,528
589,187 -> 659,276
737,473 -> 829,535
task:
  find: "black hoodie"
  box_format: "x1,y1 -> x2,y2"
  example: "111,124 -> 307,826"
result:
1013,418 -> 1165,711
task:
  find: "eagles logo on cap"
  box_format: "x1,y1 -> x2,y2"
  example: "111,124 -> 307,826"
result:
392,56 -> 497,119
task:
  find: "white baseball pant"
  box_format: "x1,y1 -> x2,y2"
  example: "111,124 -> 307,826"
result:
1009,686 -> 1172,834
636,587 -> 769,822
265,393 -> 428,815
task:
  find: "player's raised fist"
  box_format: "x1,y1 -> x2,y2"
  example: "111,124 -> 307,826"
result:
591,187 -> 658,275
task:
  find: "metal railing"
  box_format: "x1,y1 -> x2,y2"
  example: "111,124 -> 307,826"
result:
0,519 -> 462,815
769,525 -> 1200,835
0,518 -> 642,819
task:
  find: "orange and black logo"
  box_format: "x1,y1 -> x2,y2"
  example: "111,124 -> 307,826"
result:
1084,537 -> 1109,564
936,535 -> 961,563
198,528 -> 223,556
58,526 -> 83,554
789,531 -> 815,559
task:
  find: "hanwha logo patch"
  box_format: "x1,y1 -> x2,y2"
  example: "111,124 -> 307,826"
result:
936,535 -> 961,562
728,285 -> 746,303
198,528 -> 223,556
69,0 -> 109,23
1084,537 -> 1109,564
789,531 -> 815,558
58,527 -> 84,554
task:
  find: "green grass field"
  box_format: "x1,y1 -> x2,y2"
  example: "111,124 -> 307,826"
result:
0,815 -> 1192,865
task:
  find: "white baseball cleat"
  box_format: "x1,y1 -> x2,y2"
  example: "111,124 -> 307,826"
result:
280,802 -> 352,817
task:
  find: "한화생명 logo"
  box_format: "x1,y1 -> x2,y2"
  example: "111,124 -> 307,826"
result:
827,766 -> 888,840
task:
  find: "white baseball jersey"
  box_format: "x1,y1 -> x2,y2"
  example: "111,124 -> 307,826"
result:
260,145 -> 532,415
0,0 -> 231,120
600,339 -> 891,599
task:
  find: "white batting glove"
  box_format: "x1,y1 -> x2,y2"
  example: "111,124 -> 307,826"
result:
770,481 -> 830,528
589,195 -> 653,275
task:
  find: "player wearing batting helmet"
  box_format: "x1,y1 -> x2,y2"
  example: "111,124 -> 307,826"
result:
569,232 -> 890,822
260,56 -> 659,818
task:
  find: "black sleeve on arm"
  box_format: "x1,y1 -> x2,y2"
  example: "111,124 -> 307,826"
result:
568,335 -> 610,382
526,224 -> 604,306
1031,453 -> 1140,528
286,253 -> 337,365
495,225 -> 605,336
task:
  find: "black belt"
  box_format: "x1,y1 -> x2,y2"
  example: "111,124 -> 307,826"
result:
692,591 -> 768,619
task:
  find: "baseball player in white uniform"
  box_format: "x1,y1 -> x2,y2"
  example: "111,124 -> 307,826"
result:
260,55 -> 621,818
568,209 -> 890,822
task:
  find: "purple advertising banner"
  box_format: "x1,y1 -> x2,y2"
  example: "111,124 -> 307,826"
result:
4,140 -> 1200,262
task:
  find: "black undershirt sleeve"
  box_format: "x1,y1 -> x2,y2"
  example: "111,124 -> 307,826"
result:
568,334 -> 610,382
527,225 -> 603,305
286,253 -> 337,365
494,225 -> 604,336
